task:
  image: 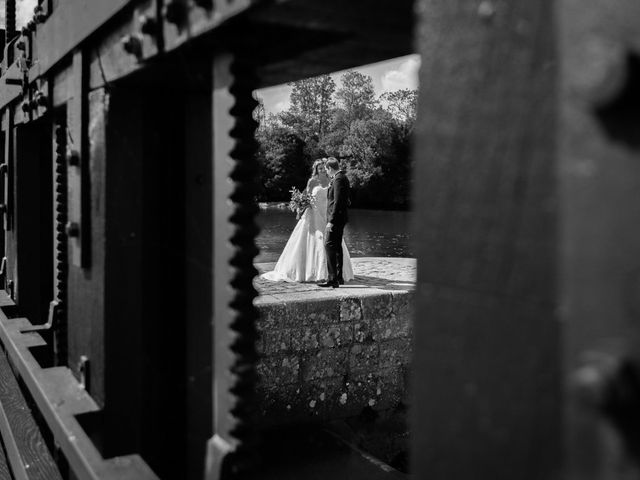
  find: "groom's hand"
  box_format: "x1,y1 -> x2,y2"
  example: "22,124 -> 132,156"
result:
326,222 -> 333,232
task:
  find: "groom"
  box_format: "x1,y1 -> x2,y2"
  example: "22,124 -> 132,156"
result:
319,157 -> 350,288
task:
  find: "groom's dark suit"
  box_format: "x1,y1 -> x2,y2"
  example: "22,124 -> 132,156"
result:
325,170 -> 350,284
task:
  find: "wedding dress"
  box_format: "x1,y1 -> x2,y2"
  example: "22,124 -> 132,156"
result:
261,185 -> 354,282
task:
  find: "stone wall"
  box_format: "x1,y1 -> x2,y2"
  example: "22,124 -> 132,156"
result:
255,291 -> 413,425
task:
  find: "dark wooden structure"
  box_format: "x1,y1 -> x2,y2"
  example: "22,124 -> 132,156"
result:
0,0 -> 637,479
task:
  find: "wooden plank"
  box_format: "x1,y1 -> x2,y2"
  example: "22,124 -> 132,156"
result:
0,310 -> 159,480
0,345 -> 62,480
0,396 -> 29,480
0,424 -> 12,480
34,367 -> 98,416
0,290 -> 14,307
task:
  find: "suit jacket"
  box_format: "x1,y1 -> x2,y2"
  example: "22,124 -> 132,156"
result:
326,170 -> 350,226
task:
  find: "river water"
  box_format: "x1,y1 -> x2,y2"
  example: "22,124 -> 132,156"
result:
255,204 -> 414,263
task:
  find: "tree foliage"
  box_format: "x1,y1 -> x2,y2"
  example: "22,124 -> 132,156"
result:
256,70 -> 418,209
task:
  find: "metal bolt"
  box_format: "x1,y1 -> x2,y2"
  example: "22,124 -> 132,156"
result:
78,355 -> 90,390
21,102 -> 30,113
121,34 -> 143,57
66,222 -> 80,238
67,150 -> 80,166
164,0 -> 188,26
139,14 -> 157,36
35,91 -> 47,107
477,1 -> 496,21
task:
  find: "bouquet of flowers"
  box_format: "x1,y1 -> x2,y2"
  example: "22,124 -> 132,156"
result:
289,187 -> 313,220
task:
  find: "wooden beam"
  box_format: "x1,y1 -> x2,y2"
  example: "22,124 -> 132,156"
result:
0,310 -> 159,480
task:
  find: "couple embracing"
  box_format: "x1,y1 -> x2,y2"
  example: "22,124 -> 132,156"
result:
262,157 -> 353,287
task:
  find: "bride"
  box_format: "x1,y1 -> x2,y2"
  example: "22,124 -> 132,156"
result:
262,159 -> 354,283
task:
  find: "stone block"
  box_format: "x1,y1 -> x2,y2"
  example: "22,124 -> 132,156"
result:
391,291 -> 415,322
288,298 -> 340,326
293,323 -> 353,352
354,318 -> 372,342
345,372 -> 379,411
302,348 -> 348,381
339,297 -> 363,322
360,293 -> 393,320
373,367 -> 406,409
349,343 -> 379,374
318,323 -> 353,348
256,383 -> 301,425
379,338 -> 412,369
371,313 -> 411,341
257,355 -> 300,386
260,328 -> 294,355
300,377 -> 344,420
257,302 -> 288,330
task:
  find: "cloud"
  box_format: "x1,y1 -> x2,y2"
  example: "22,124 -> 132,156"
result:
255,84 -> 292,116
0,0 -> 37,28
380,56 -> 421,92
17,0 -> 37,28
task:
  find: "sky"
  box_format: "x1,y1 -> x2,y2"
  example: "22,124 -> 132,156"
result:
257,54 -> 421,115
0,0 -> 37,28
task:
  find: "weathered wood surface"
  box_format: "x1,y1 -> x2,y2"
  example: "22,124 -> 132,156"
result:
412,0 -> 560,479
0,312 -> 158,480
0,346 -> 62,480
0,430 -> 11,479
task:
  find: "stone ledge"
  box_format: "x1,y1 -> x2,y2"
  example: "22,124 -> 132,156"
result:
255,283 -> 414,426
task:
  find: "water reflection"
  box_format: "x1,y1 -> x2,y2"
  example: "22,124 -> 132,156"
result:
256,205 -> 413,263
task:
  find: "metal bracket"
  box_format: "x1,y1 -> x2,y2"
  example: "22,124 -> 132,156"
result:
67,51 -> 88,268
78,355 -> 89,391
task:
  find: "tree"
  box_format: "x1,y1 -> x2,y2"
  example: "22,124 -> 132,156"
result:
335,71 -> 377,125
253,94 -> 266,125
380,89 -> 418,136
281,75 -> 336,141
255,123 -> 307,201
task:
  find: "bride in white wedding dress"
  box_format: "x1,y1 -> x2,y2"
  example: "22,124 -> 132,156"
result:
262,159 -> 354,283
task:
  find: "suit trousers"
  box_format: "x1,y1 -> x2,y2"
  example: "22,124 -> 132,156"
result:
324,222 -> 345,282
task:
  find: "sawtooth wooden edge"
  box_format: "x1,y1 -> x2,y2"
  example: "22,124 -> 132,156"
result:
0,296 -> 159,480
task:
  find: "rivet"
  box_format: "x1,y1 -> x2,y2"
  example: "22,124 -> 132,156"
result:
35,91 -> 47,107
139,15 -> 157,36
164,1 -> 188,26
66,222 -> 80,238
67,150 -> 80,167
477,1 -> 496,21
121,34 -> 143,57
